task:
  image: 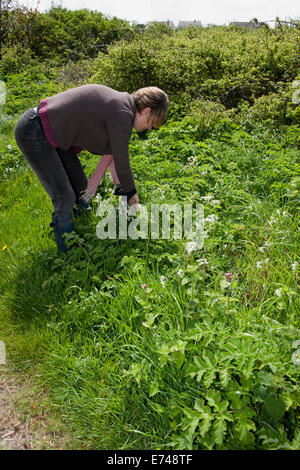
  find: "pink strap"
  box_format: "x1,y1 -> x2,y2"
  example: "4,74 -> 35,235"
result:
39,99 -> 59,148
87,154 -> 120,197
108,159 -> 120,185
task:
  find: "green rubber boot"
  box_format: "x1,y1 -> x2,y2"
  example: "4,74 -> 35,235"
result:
50,213 -> 75,253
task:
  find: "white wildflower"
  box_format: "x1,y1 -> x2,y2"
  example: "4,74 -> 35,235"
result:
185,241 -> 198,255
198,258 -> 208,266
269,216 -> 278,224
160,276 -> 166,287
275,288 -> 282,298
256,261 -> 263,269
276,209 -> 289,217
187,155 -> 198,166
177,269 -> 184,278
258,247 -> 265,253
292,262 -> 298,271
204,214 -> 219,224
201,195 -> 214,201
7,145 -> 11,151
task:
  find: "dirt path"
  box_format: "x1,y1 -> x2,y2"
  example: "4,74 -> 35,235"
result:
0,368 -> 32,450
0,365 -> 69,450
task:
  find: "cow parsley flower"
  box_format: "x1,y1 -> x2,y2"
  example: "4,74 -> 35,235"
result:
185,241 -> 198,255
198,258 -> 208,266
204,214 -> 219,224
187,155 -> 198,166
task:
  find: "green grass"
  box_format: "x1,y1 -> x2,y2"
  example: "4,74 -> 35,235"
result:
0,118 -> 299,450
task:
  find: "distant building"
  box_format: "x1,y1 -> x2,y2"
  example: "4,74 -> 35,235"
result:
230,21 -> 265,29
178,20 -> 202,29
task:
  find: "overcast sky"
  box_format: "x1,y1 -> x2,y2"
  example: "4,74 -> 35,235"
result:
27,0 -> 299,25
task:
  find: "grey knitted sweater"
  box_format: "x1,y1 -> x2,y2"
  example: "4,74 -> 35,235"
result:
40,84 -> 137,193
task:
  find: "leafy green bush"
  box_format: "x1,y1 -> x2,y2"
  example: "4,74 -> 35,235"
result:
0,44 -> 34,75
3,67 -> 60,116
53,58 -> 95,87
1,5 -> 137,63
90,25 -> 300,108
185,100 -> 234,139
238,82 -> 300,127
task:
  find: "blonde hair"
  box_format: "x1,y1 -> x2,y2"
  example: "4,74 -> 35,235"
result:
132,86 -> 169,126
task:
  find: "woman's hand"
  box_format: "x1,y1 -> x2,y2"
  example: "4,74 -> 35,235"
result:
128,193 -> 139,205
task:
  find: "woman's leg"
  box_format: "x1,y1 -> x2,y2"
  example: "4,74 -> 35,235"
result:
15,108 -> 76,252
56,147 -> 88,202
15,108 -> 76,217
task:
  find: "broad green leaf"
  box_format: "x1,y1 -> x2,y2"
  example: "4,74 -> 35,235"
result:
204,369 -> 216,387
220,279 -> 230,290
174,350 -> 185,370
158,343 -> 170,355
181,277 -> 190,286
184,327 -> 203,342
220,369 -> 230,387
149,381 -> 160,397
194,369 -> 205,383
198,413 -> 213,438
194,398 -> 205,412
151,403 -> 164,414
236,416 -> 256,444
206,390 -> 222,411
159,355 -> 169,368
263,394 -> 286,422
257,371 -> 276,387
213,416 -> 227,446
182,408 -> 200,434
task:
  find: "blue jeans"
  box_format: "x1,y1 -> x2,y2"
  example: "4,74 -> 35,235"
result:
14,108 -> 88,217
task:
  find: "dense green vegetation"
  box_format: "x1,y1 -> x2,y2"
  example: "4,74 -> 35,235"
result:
0,6 -> 299,449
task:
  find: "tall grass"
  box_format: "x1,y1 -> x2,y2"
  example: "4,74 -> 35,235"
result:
1,115 -> 299,449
